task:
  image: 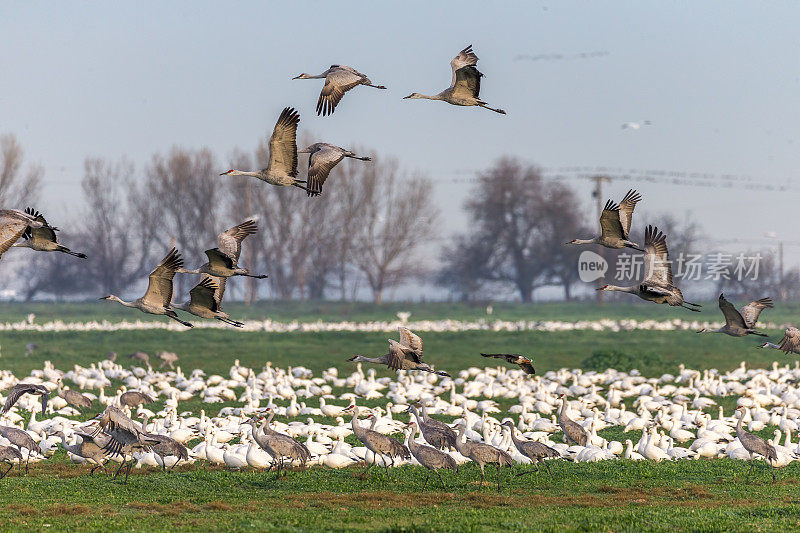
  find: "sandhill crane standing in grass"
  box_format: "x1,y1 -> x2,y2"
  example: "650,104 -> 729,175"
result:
175,276 -> 243,327
90,406 -> 161,484
220,108 -> 309,192
177,219 -> 267,280
11,208 -> 86,258
0,425 -> 41,473
698,295 -> 772,337
455,421 -> 513,491
0,209 -> 43,263
557,394 -> 588,446
0,445 -> 22,479
501,420 -> 560,479
406,422 -> 457,490
406,405 -> 457,450
344,404 -> 409,481
56,379 -> 92,410
293,66 -> 387,116
348,327 -> 451,377
119,390 -> 155,409
418,404 -> 459,445
248,410 -> 311,477
157,351 -> 179,369
735,406 -> 778,483
100,248 -> 193,328
566,190 -> 643,251
138,413 -> 189,471
480,353 -> 535,375
298,143 -> 371,197
597,225 -> 701,312
1,382 -> 48,415
403,45 -> 506,114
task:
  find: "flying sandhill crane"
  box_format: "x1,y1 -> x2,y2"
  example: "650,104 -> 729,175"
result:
480,353 -> 535,375
501,420 -> 560,479
119,390 -> 156,409
0,445 -> 22,478
138,413 -> 189,472
293,65 -> 387,116
455,421 -> 514,491
557,394 -> 588,446
697,295 -> 772,337
406,421 -> 457,490
177,219 -> 267,279
52,428 -> 108,474
1,382 -> 49,415
220,108 -> 309,191
175,276 -> 244,327
347,327 -> 451,377
0,209 -> 43,263
90,406 -> 161,484
0,425 -> 42,473
406,405 -> 457,450
56,379 -> 93,410
763,327 -> 800,354
403,45 -> 506,114
566,190 -> 643,251
100,248 -> 193,328
248,410 -> 311,476
344,404 -> 410,481
298,143 -> 371,197
11,207 -> 87,258
735,406 -> 778,482
597,225 -> 701,312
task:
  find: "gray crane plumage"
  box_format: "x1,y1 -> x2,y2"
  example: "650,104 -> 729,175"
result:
297,143 -> 371,197
177,219 -> 267,280
138,414 -> 189,471
56,379 -> 93,410
501,420 -> 560,479
403,45 -> 506,114
0,209 -> 43,263
100,248 -> 193,328
0,425 -> 41,473
597,225 -> 701,311
0,445 -> 22,479
698,295 -> 772,337
455,422 -> 513,491
12,207 -> 87,258
91,406 -> 161,483
407,405 -> 456,450
119,390 -> 156,408
1,382 -> 49,415
346,405 -> 409,481
348,327 -> 451,377
249,411 -> 311,476
54,429 -> 109,474
406,422 -> 457,490
175,276 -> 243,327
567,190 -> 643,250
557,395 -> 589,446
735,406 -> 778,482
293,65 -> 387,116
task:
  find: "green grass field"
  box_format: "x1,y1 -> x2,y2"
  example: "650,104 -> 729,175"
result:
0,302 -> 798,532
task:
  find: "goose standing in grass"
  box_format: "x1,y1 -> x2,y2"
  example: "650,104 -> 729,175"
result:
220,107 -> 310,192
175,276 -> 244,327
177,219 -> 267,279
0,382 -> 49,415
566,190 -> 643,250
293,65 -> 387,116
403,45 -> 506,114
698,295 -> 772,337
597,225 -> 701,311
480,353 -> 535,375
298,143 -> 371,197
11,207 -> 86,258
100,248 -> 192,328
348,327 -> 450,377
0,209 -> 43,262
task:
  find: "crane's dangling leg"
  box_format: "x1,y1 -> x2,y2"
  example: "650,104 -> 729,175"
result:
436,469 -> 447,491
478,103 -> 507,114
422,470 -> 430,491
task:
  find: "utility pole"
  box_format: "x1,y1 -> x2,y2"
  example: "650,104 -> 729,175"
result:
590,176 -> 610,304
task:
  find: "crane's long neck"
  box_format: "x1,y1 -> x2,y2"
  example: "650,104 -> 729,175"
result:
409,407 -> 423,426
572,238 -> 598,245
736,410 -> 744,436
228,170 -> 263,178
761,342 -> 780,349
604,285 -> 638,294
106,295 -> 136,307
11,241 -> 32,249
350,407 -> 362,435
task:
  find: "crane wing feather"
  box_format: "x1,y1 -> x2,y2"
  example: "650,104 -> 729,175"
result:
266,107 -> 300,177
142,248 -> 182,308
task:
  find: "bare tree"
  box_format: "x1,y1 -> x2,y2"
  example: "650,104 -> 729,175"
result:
352,158 -> 437,304
78,158 -> 155,295
539,182 -> 588,300
0,134 -> 41,207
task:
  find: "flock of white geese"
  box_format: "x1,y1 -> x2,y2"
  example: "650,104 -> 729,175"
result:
0,334 -> 798,488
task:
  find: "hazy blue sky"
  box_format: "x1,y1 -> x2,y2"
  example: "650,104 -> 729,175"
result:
2,1 -> 799,267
